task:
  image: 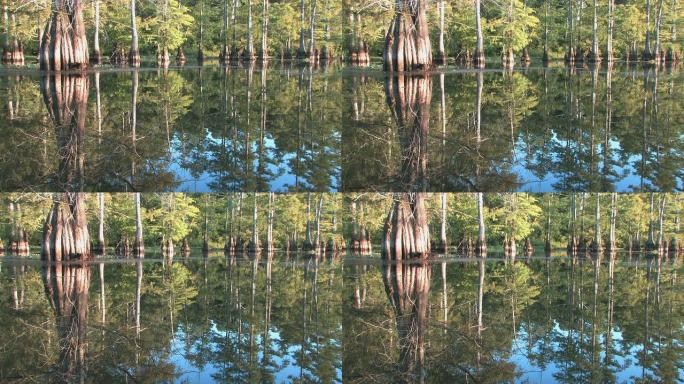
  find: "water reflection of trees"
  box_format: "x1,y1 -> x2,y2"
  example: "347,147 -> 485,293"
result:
1,66 -> 682,192
343,257 -> 684,383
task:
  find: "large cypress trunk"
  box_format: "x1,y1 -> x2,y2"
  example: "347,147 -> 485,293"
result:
382,74 -> 432,260
383,0 -> 432,72
42,193 -> 91,262
39,0 -> 89,70
382,193 -> 430,261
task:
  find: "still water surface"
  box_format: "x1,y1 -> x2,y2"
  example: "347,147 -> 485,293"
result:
0,63 -> 682,192
1,252 -> 681,383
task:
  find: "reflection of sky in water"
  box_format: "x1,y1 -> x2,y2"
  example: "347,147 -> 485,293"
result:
171,129 -> 340,192
169,128 -> 663,192
512,323 -> 648,383
170,324 -> 342,384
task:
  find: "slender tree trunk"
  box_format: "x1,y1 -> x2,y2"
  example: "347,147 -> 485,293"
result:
606,0 -> 615,63
474,0 -> 485,67
230,0 -> 238,60
2,2 -> 8,62
258,0 -> 269,60
654,0 -> 666,62
129,0 -> 140,66
565,0 -> 575,62
315,194 -> 323,253
266,193 -> 274,251
543,0 -> 550,63
657,194 -> 666,254
220,0 -> 229,61
644,0 -> 654,60
320,0 -> 331,61
608,193 -> 617,252
304,192 -> 314,250
249,193 -> 260,252
243,0 -> 255,60
647,193 -> 657,251
297,0 -> 307,59
95,193 -> 105,254
308,0 -> 317,61
593,194 -> 602,253
588,0 -> 601,62
134,193 -> 144,257
383,0 -> 432,72
40,0 -> 89,70
91,0 -> 102,63
197,0 -> 205,63
439,193 -> 447,252
476,192 -> 486,256
436,0 -> 446,64
667,0 -> 678,61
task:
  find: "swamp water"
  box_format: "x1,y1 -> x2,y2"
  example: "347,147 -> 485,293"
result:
0,253 -> 682,383
0,63 -> 682,192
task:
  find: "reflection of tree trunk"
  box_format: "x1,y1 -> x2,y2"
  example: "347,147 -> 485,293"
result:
382,260 -> 430,382
135,259 -> 142,338
385,74 -> 431,189
41,74 -> 89,190
383,0 -> 432,72
42,261 -> 90,382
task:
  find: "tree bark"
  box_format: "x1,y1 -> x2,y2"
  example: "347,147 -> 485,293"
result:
588,0 -> 601,63
438,193 -> 448,252
382,193 -> 430,261
129,0 -> 140,66
258,0 -> 269,60
39,0 -> 89,70
435,0 -> 446,64
91,0 -> 102,64
243,0 -> 255,61
474,0 -> 485,67
94,193 -> 105,254
42,193 -> 91,262
383,0 -> 432,72
606,0 -> 615,63
476,192 -> 486,256
308,0 -> 317,62
592,193 -> 602,253
297,0 -> 307,59
644,0 -> 654,60
249,193 -> 260,252
134,193 -> 144,257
